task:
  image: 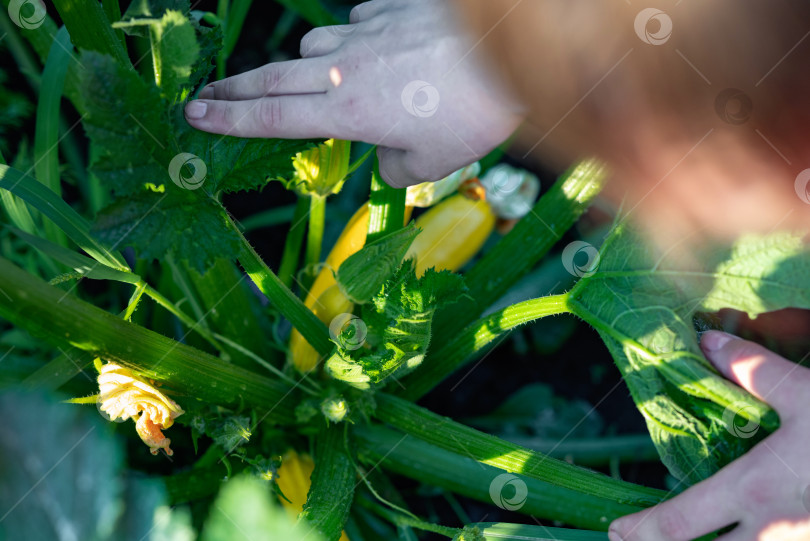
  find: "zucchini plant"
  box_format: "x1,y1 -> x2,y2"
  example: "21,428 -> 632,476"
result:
0,1 -> 808,540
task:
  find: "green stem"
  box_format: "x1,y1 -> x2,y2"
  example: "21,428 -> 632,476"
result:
430,159 -> 607,347
140,282 -> 223,352
212,332 -> 320,395
278,197 -> 310,288
215,0 -> 229,79
240,204 -> 296,233
374,394 -> 666,509
0,256 -> 298,423
366,158 -> 406,244
356,495 -> 458,538
353,424 -> 648,531
397,294 -> 570,400
232,218 -> 333,356
304,193 -> 326,289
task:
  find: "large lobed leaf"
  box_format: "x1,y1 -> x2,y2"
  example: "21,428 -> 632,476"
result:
77,10 -> 313,273
568,224 -> 809,484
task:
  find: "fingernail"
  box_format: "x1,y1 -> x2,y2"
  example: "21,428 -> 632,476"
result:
701,330 -> 735,352
198,85 -> 214,99
185,101 -> 207,119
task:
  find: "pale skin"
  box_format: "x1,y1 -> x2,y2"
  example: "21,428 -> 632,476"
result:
185,1 -> 810,539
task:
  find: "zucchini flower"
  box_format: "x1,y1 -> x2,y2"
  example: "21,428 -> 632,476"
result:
406,162 -> 481,207
290,139 -> 351,197
97,362 -> 184,456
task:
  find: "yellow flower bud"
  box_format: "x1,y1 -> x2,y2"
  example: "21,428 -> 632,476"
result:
290,139 -> 351,197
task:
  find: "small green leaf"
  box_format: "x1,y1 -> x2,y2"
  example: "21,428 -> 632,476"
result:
326,261 -> 466,388
337,223 -> 420,304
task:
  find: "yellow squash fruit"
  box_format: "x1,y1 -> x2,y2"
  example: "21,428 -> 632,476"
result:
406,193 -> 496,276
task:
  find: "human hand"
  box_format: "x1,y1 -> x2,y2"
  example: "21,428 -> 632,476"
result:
184,0 -> 521,188
609,331 -> 810,541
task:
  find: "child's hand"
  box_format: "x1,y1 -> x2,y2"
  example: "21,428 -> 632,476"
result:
184,0 -> 521,188
609,331 -> 810,541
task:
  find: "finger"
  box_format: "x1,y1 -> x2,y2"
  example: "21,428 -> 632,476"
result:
300,27 -> 347,58
609,461 -> 745,541
376,147 -> 433,188
700,331 -> 810,418
184,95 -> 337,139
349,0 -> 391,23
198,59 -> 332,101
714,526 -> 752,541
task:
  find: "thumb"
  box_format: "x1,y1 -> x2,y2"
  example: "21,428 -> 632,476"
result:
700,330 -> 808,420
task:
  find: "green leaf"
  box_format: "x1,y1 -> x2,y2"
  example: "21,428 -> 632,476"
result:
0,391 -> 161,541
150,10 -> 200,100
80,51 -> 173,197
337,223 -> 420,304
0,163 -> 128,269
92,191 -> 241,273
201,475 -> 321,541
52,0 -> 130,67
326,261 -> 466,389
174,113 -> 314,194
7,227 -> 140,284
567,223 -> 810,484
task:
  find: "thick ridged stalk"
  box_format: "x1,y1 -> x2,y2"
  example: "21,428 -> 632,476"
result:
374,394 -> 667,508
398,294 -> 569,399
353,424 -> 655,531
300,424 -> 355,541
367,160 -> 407,244
0,257 -> 298,423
